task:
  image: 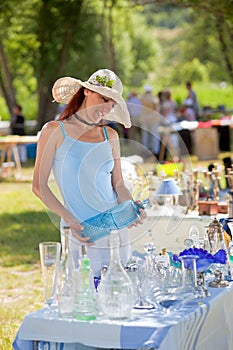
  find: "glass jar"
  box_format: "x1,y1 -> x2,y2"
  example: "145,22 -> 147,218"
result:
97,230 -> 136,320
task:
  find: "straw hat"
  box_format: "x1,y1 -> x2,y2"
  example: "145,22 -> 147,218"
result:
52,69 -> 131,128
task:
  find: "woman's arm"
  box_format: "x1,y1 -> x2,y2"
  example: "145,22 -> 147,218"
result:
107,127 -> 132,203
108,127 -> 146,225
32,121 -> 92,245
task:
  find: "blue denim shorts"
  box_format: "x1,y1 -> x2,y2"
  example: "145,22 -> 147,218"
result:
81,199 -> 150,242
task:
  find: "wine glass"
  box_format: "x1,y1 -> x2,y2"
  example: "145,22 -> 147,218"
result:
39,242 -> 61,315
134,260 -> 155,309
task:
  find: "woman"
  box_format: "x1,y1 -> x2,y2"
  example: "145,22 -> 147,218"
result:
32,69 -> 145,275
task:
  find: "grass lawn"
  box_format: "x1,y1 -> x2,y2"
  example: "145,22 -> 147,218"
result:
0,150 -> 231,349
0,178 -> 60,349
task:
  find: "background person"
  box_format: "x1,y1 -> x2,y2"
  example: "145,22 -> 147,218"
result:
32,69 -> 145,277
184,81 -> 200,120
139,84 -> 160,158
10,104 -> 27,163
160,88 -> 179,161
10,104 -> 25,136
126,89 -> 142,143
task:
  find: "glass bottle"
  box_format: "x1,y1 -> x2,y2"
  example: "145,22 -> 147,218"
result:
97,230 -> 137,320
58,226 -> 75,318
155,248 -> 170,268
73,246 -> 97,321
189,225 -> 200,247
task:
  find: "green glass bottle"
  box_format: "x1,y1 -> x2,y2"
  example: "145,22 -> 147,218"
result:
73,248 -> 97,321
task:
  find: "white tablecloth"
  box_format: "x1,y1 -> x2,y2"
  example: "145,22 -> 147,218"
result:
13,282 -> 233,350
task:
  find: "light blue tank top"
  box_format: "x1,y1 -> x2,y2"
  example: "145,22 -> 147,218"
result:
53,121 -> 117,222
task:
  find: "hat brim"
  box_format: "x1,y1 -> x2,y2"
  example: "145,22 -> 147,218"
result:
52,77 -> 131,128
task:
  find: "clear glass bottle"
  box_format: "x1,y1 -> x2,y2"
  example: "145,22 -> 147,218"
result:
73,246 -> 97,321
97,230 -> 137,320
58,226 -> 75,318
155,248 -> 170,268
189,225 -> 200,247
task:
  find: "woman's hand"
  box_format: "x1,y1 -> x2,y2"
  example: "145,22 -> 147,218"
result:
128,200 -> 147,228
66,216 -> 95,246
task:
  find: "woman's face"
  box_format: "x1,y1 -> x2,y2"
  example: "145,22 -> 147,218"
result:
83,89 -> 115,121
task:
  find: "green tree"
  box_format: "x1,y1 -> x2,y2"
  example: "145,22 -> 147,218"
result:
131,0 -> 233,84
0,0 -> 158,128
0,0 -> 38,117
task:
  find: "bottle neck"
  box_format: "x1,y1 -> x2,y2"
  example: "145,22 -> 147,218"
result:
61,227 -> 70,260
80,256 -> 92,287
109,231 -> 122,265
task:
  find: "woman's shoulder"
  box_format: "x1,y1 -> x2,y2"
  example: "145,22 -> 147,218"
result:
41,120 -> 61,134
104,125 -> 119,140
38,121 -> 62,143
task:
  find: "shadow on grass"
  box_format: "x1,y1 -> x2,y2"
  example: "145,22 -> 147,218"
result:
0,210 -> 60,267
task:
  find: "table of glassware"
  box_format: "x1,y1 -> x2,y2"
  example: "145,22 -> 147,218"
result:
13,281 -> 233,350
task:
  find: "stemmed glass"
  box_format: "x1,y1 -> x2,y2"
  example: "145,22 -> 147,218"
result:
134,260 -> 155,309
134,243 -> 157,309
39,242 -> 61,315
125,255 -> 154,309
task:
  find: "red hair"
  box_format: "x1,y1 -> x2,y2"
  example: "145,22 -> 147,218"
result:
58,87 -> 85,120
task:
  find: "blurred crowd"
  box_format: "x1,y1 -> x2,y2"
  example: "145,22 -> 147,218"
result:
124,81 -> 200,161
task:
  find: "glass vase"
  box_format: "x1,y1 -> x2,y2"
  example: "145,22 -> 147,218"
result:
97,230 -> 137,320
180,255 -> 198,294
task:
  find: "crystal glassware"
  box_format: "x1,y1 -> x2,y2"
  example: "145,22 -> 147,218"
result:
97,230 -> 137,320
188,225 -> 200,247
153,288 -> 194,314
39,241 -> 61,314
179,254 -> 198,296
58,227 -> 75,318
134,259 -> 155,309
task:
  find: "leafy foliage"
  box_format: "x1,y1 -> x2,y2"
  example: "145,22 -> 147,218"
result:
0,0 -> 233,123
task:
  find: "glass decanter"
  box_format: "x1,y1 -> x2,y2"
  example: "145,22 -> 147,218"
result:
135,242 -> 157,309
97,230 -> 137,320
57,227 -> 75,318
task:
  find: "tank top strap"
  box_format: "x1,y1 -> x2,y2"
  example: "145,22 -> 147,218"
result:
103,126 -> 109,141
58,121 -> 67,138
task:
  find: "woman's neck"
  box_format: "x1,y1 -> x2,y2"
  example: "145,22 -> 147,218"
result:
73,112 -> 102,127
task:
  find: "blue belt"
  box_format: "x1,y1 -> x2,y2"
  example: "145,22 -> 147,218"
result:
81,199 -> 150,242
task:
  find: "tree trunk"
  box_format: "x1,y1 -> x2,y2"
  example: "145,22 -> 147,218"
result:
0,40 -> 17,114
215,16 -> 233,84
35,0 -> 84,130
